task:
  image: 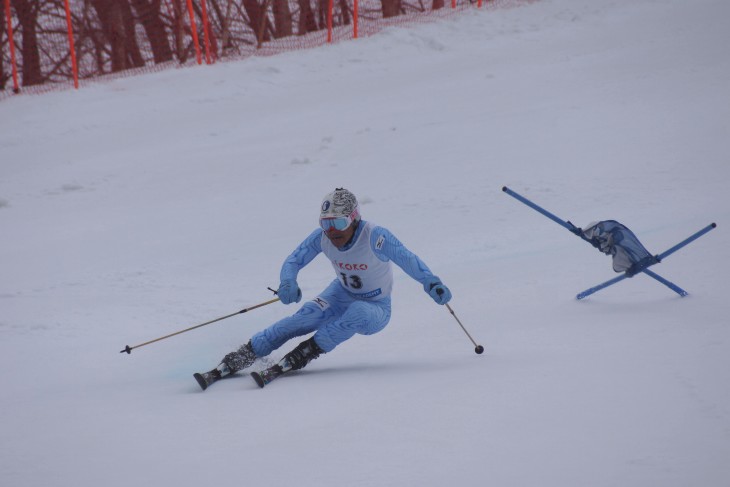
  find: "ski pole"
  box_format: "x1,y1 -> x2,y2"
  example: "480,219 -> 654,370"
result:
120,297 -> 280,354
445,303 -> 484,355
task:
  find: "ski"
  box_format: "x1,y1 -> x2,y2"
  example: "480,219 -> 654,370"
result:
193,369 -> 221,391
251,364 -> 285,388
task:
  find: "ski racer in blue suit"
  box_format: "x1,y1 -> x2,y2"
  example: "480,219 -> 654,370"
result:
194,188 -> 452,390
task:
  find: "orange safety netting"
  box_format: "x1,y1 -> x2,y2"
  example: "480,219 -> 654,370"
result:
1,0 -> 529,98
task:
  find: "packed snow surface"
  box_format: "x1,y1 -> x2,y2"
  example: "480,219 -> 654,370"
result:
1,0 -> 729,485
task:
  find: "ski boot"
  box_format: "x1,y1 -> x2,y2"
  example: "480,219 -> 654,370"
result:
251,337 -> 324,388
194,340 -> 257,391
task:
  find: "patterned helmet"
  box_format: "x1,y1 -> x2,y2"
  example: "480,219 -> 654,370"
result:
320,188 -> 360,221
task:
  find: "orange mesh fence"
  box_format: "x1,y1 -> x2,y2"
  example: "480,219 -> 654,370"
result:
2,0 -> 532,99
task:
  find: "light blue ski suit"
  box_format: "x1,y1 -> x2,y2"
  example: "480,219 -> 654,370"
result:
250,220 -> 443,355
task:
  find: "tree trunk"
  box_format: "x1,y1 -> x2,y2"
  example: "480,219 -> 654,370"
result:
381,0 -> 401,18
170,0 -> 186,62
89,0 -> 144,72
216,0 -> 235,53
89,0 -> 125,71
129,0 -> 174,63
120,0 -> 145,68
338,0 -> 350,25
0,3 -> 6,89
271,0 -> 292,38
316,0 -> 325,28
11,0 -> 42,86
241,0 -> 270,44
297,0 -> 317,35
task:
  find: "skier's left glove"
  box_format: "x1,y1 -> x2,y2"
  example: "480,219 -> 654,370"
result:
424,277 -> 452,305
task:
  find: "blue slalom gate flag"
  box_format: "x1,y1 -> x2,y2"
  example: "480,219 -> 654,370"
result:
502,186 -> 716,299
580,220 -> 657,275
576,221 -> 716,299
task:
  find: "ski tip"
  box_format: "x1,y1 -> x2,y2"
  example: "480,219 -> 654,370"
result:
193,373 -> 208,391
251,372 -> 266,388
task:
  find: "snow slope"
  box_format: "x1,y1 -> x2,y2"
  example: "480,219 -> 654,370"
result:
1,0 -> 729,486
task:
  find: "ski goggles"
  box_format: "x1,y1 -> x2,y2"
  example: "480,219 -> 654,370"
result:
320,214 -> 356,231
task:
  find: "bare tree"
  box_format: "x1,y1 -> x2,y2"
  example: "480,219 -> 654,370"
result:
204,0 -> 237,55
271,0 -> 292,38
338,0 -> 350,25
297,0 -> 317,35
129,0 -> 174,63
1,4 -> 6,89
11,0 -> 42,85
167,0 -> 188,62
316,0 -> 325,27
381,0 -> 401,18
89,0 -> 144,72
241,0 -> 271,45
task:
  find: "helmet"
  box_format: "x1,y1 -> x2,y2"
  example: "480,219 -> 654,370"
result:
320,188 -> 360,230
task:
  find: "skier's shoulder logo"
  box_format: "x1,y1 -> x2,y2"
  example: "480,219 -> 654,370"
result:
375,234 -> 386,250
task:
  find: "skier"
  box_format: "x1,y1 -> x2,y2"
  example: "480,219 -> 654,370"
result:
195,188 -> 452,389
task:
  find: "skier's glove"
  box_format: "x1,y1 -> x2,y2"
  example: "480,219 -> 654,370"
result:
278,279 -> 302,305
424,277 -> 452,305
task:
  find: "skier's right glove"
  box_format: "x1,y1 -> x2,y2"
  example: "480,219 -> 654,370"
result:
278,279 -> 302,305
